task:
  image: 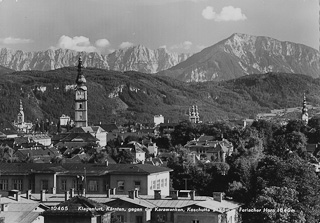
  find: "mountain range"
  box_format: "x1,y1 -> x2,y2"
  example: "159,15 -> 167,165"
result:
159,33 -> 320,82
0,46 -> 190,74
1,67 -> 320,125
0,33 -> 319,82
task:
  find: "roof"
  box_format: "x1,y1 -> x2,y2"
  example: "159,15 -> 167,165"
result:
95,124 -> 119,132
70,126 -> 106,134
42,196 -> 109,216
60,132 -> 99,142
0,197 -> 47,223
0,163 -> 172,176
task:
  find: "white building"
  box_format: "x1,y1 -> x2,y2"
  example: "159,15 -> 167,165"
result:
154,115 -> 164,126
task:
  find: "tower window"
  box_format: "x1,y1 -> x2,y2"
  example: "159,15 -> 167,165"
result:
79,104 -> 82,109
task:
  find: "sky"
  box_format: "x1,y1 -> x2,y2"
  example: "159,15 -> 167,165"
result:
0,0 -> 318,54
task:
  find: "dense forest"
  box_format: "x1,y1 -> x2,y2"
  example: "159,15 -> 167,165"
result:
1,68 -> 320,125
166,118 -> 320,223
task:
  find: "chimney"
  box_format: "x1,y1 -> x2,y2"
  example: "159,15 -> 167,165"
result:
134,188 -> 139,198
128,190 -> 135,199
212,192 -> 223,202
106,189 -> 111,198
190,190 -> 196,200
105,160 -> 109,166
111,188 -> 116,195
154,190 -> 161,200
65,191 -> 70,201
70,188 -> 75,198
26,190 -> 32,199
52,187 -> 56,195
15,191 -> 21,202
40,190 -> 46,202
82,188 -> 86,197
170,190 -> 178,200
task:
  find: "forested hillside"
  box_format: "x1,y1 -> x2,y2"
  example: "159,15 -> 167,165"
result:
0,68 -> 320,125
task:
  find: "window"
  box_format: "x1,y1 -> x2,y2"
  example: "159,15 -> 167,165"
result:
192,220 -> 200,223
161,179 -> 164,187
165,178 -> 167,187
134,181 -> 141,190
79,104 -> 82,109
157,179 -> 160,189
0,180 -> 8,191
13,179 -> 23,190
41,180 -> 49,190
152,180 -> 156,189
136,216 -> 143,223
116,215 -> 124,223
61,179 -> 67,191
117,181 -> 124,192
103,180 -> 109,191
88,180 -> 98,192
156,214 -> 167,222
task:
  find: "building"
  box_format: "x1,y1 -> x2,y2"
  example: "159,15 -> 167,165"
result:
189,105 -> 200,124
0,191 -> 48,223
42,196 -> 112,223
59,114 -> 71,126
119,141 -> 146,163
154,115 -> 164,126
301,93 -> 309,125
13,100 -> 33,133
0,163 -> 172,196
184,135 -> 233,162
74,56 -> 88,128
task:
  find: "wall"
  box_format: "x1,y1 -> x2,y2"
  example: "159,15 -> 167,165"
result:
44,215 -> 91,223
109,174 -> 148,195
174,212 -> 218,223
147,172 -> 170,196
34,173 -> 56,193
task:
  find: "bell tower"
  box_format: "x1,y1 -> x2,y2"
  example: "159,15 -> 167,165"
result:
17,99 -> 24,124
301,93 -> 308,125
74,56 -> 88,127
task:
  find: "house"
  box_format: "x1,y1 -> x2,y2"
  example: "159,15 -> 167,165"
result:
0,163 -> 172,196
119,141 -> 146,163
0,190 -> 48,223
14,147 -> 61,163
42,196 -> 112,223
70,126 -> 107,147
55,132 -> 99,149
184,136 -> 233,162
102,190 -> 241,223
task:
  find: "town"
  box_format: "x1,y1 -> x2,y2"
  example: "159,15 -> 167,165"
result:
0,56 -> 319,223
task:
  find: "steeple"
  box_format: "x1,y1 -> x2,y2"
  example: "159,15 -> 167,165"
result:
189,105 -> 200,123
76,56 -> 86,86
17,99 -> 24,124
301,93 -> 308,125
74,56 -> 88,127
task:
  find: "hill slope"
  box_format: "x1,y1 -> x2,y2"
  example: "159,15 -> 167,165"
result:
2,68 -> 320,125
159,33 -> 320,82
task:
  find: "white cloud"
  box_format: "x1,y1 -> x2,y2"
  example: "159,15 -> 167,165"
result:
0,37 -> 33,44
119,41 -> 134,49
202,6 -> 247,22
56,35 -> 97,52
170,41 -> 193,50
95,39 -> 110,48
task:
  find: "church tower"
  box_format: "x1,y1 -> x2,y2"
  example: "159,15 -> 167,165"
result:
74,56 -> 88,127
301,93 -> 308,125
17,99 -> 24,124
189,105 -> 200,124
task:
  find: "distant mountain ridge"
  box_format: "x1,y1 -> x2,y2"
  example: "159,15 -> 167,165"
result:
159,33 -> 320,82
0,45 -> 190,73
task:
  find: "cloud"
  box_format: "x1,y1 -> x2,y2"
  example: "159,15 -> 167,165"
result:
119,41 -> 134,49
170,41 -> 193,50
0,37 -> 33,44
56,35 -> 97,52
202,6 -> 247,22
95,39 -> 110,48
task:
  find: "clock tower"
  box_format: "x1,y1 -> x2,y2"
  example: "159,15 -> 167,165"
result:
74,56 -> 88,127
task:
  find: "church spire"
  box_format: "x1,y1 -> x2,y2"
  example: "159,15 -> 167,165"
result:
301,93 -> 308,125
76,56 -> 86,86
